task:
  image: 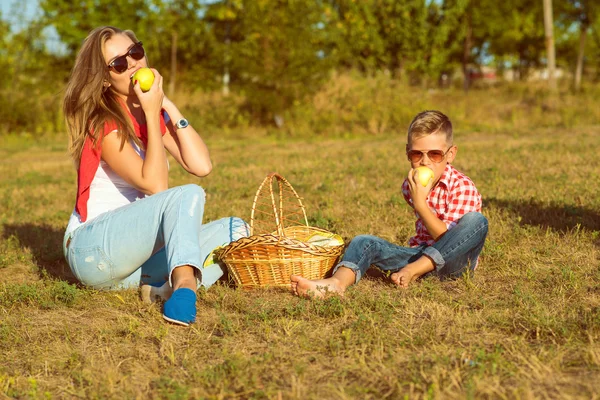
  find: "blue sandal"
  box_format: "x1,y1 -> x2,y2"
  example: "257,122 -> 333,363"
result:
162,288 -> 197,326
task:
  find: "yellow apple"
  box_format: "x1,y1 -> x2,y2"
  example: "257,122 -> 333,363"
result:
415,166 -> 434,186
131,68 -> 154,92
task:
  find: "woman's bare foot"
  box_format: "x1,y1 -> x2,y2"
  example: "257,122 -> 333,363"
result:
290,275 -> 346,299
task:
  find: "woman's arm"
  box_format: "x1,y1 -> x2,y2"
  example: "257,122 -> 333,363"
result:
101,69 -> 169,195
161,97 -> 212,177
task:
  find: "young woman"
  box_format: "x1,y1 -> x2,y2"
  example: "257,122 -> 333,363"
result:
62,26 -> 248,326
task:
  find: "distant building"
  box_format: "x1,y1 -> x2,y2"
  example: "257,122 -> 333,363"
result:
466,65 -> 566,82
468,66 -> 497,83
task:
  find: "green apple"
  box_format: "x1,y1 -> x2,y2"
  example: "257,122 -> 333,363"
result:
131,67 -> 154,92
415,166 -> 434,186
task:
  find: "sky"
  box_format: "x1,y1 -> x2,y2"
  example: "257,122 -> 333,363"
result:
1,0 -> 68,53
1,0 -> 41,30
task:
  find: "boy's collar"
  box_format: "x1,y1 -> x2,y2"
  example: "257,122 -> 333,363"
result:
437,164 -> 453,188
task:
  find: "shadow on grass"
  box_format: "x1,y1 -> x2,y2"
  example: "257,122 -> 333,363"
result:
484,198 -> 600,234
3,223 -> 77,284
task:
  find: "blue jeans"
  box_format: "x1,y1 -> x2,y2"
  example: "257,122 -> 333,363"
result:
63,184 -> 249,290
334,212 -> 488,283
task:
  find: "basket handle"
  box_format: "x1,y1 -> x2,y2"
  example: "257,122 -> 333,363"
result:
250,173 -> 308,236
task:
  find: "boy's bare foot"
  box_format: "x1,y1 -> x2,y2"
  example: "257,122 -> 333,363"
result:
390,267 -> 419,288
290,275 -> 345,299
391,257 -> 435,288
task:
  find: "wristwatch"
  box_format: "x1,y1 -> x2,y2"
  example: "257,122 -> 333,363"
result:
175,118 -> 189,129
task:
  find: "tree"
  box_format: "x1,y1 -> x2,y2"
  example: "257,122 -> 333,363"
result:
486,0 -> 546,80
372,0 -> 429,80
560,0 -> 598,91
440,0 -> 506,91
543,0 -> 557,90
206,0 -> 335,124
326,0 -> 387,73
39,0 -> 155,55
421,0 -> 468,85
40,0 -> 217,93
0,13 -> 69,134
328,0 -> 453,85
149,0 -> 211,95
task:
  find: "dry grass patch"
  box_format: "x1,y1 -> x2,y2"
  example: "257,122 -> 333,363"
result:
0,126 -> 599,399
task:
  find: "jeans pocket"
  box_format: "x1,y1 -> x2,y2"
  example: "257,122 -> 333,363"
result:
69,246 -> 115,287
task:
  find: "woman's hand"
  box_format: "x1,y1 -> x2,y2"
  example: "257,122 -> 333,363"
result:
133,68 -> 164,117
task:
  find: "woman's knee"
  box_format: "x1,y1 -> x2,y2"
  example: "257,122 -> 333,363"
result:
168,184 -> 205,217
178,184 -> 205,204
179,184 -> 205,199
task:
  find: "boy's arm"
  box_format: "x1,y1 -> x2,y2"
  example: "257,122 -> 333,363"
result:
413,201 -> 448,240
404,172 -> 448,240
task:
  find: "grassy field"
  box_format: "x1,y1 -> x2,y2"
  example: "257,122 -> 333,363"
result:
0,122 -> 599,399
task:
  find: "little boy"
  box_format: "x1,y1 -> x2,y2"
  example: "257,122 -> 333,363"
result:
291,110 -> 488,297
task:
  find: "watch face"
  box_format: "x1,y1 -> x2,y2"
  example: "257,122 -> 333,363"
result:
177,118 -> 189,128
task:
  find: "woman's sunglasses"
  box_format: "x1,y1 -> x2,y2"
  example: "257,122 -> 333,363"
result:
107,41 -> 145,74
406,147 -> 452,163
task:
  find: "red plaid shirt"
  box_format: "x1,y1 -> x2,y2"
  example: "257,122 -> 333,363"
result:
402,164 -> 482,247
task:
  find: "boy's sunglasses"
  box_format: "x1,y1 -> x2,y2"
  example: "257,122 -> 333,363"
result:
107,41 -> 145,74
406,147 -> 452,163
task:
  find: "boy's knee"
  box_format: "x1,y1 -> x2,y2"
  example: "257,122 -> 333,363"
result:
349,234 -> 379,249
460,212 -> 488,229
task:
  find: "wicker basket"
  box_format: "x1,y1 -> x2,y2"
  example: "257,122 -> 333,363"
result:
216,173 -> 345,289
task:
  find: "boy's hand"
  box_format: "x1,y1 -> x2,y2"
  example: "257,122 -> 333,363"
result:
407,168 -> 433,210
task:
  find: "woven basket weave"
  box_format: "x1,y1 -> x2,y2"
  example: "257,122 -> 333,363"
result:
216,173 -> 344,288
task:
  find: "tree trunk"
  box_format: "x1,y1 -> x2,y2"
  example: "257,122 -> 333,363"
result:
462,16 -> 472,93
169,30 -> 177,98
543,0 -> 556,90
574,22 -> 588,92
390,49 -> 401,79
397,57 -> 404,80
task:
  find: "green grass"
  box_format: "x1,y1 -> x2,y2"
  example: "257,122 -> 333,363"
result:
0,123 -> 599,399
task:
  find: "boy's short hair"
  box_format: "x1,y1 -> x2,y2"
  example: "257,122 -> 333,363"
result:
407,110 -> 453,145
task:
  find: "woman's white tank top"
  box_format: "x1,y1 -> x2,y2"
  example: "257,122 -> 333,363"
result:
66,138 -> 148,235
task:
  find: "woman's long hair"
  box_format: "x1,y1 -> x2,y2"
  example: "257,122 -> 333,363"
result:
64,26 -> 142,166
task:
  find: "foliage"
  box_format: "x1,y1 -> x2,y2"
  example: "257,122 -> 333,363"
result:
0,20 -> 69,135
205,0 -> 335,123
171,73 -> 600,138
1,0 -> 600,134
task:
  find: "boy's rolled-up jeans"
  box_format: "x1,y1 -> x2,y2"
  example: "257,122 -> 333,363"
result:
63,184 -> 250,290
334,212 -> 488,283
